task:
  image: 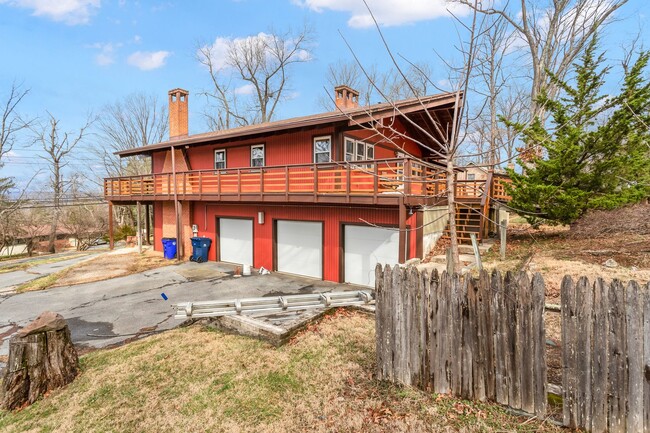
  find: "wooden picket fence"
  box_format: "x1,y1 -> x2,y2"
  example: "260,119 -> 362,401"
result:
375,265 -> 650,433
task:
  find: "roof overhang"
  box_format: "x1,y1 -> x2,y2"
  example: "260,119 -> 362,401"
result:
115,91 -> 461,158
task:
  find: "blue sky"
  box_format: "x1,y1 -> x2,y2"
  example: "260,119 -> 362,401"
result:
1,0 -> 648,186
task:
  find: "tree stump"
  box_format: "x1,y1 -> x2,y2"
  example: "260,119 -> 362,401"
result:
1,311 -> 79,410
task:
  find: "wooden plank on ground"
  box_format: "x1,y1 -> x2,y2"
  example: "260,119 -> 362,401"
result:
607,279 -> 627,433
576,277 -> 593,428
375,264 -> 385,381
625,280 -> 644,432
462,276 -> 476,399
590,278 -> 609,433
508,272 -> 522,409
492,270 -> 507,405
476,270 -> 490,401
531,273 -> 547,418
435,271 -> 450,394
450,273 -> 463,395
642,283 -> 650,433
561,275 -> 577,428
518,272 -> 534,414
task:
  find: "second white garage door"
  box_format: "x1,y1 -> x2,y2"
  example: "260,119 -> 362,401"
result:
276,220 -> 323,279
344,225 -> 400,287
218,218 -> 253,266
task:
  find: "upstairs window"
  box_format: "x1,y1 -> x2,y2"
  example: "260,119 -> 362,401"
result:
251,144 -> 265,167
313,136 -> 332,163
344,136 -> 375,162
344,138 -> 355,162
467,173 -> 476,181
214,149 -> 226,170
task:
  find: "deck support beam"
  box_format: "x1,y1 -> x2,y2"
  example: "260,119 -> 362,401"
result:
136,201 -> 142,254
398,197 -> 407,264
144,204 -> 151,245
108,201 -> 114,250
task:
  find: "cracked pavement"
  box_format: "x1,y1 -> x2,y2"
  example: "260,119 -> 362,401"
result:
0,260 -> 350,362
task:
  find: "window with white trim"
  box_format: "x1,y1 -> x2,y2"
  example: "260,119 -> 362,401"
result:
251,144 -> 265,167
313,136 -> 332,163
214,149 -> 226,170
344,137 -> 375,162
344,137 -> 355,162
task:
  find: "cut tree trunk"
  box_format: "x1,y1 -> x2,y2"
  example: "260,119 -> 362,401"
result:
1,312 -> 79,410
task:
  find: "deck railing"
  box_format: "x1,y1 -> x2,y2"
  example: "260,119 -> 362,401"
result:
104,158 -> 510,202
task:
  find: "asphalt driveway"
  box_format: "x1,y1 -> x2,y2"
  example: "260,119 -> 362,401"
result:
0,261 -> 351,365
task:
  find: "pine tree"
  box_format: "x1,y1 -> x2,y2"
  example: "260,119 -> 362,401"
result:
507,38 -> 650,225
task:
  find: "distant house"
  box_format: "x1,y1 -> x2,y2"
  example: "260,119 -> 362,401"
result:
104,86 -> 510,286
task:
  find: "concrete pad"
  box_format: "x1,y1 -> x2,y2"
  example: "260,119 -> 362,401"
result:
0,261 -> 358,368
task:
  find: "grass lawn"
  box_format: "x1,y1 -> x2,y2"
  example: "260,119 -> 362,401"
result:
0,311 -> 561,432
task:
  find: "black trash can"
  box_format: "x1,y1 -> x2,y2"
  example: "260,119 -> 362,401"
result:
190,237 -> 212,263
161,238 -> 177,260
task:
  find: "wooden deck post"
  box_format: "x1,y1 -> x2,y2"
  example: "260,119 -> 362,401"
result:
108,201 -> 114,250
136,201 -> 142,254
398,197 -> 407,263
144,204 -> 151,245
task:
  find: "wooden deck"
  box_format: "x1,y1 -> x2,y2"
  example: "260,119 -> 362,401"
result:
104,158 -> 511,206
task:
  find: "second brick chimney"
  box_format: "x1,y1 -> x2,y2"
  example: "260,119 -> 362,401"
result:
334,85 -> 359,110
168,88 -> 189,139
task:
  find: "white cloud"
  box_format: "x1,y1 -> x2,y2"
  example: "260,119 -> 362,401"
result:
234,84 -> 255,95
0,0 -> 100,25
293,0 -> 467,28
87,42 -> 121,66
200,32 -> 312,72
133,34 -> 142,44
127,50 -> 171,70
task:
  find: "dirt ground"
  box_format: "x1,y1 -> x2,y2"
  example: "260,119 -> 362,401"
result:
482,204 -> 650,388
51,250 -> 171,288
0,311 -> 563,433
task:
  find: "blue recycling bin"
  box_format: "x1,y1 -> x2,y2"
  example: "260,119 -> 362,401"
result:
190,237 -> 212,263
161,238 -> 177,260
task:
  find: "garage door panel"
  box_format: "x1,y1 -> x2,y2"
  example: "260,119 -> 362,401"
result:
344,225 -> 399,287
219,218 -> 253,265
276,220 -> 322,279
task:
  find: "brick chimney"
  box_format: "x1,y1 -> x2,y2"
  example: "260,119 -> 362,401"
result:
168,88 -> 189,139
334,85 -> 359,110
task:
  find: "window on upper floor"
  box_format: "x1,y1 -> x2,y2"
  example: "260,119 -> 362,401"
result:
313,136 -> 332,163
344,137 -> 375,162
214,149 -> 226,170
467,173 -> 476,181
251,144 -> 265,167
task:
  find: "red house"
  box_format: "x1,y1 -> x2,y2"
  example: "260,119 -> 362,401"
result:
104,86 -> 509,286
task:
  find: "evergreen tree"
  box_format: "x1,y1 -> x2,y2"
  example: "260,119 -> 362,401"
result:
507,38 -> 650,225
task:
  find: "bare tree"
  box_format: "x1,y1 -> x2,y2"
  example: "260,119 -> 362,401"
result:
61,176 -> 108,251
197,25 -> 313,129
456,0 -> 628,122
33,113 -> 94,253
338,1 -> 485,271
320,60 -> 433,110
94,92 -> 167,178
0,81 -> 30,167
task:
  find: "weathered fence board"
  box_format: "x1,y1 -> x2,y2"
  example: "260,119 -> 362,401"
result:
561,277 -> 650,433
377,266 -> 648,432
375,266 -> 547,414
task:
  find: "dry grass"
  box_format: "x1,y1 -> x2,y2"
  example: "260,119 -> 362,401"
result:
0,311 -> 561,433
0,253 -> 88,274
15,252 -> 171,293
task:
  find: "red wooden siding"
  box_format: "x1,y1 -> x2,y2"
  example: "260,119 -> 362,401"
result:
150,203 -> 417,283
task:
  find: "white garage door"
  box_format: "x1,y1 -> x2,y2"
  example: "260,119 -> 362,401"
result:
344,225 -> 400,287
276,220 -> 322,279
219,218 -> 253,266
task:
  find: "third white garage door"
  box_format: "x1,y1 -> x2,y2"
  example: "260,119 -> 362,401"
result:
276,220 -> 323,279
344,225 -> 400,287
218,218 -> 253,266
